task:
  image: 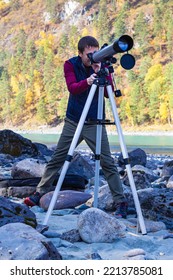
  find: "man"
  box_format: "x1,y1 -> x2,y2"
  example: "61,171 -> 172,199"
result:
24,36 -> 128,218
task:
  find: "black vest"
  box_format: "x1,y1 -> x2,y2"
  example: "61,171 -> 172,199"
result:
66,56 -> 105,123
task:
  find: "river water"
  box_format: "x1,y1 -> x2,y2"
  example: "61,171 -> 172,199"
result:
21,133 -> 173,155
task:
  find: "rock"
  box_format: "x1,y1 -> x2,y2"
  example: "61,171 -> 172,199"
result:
61,229 -> 82,242
34,142 -> 54,157
118,148 -> 147,168
8,186 -> 36,198
161,160 -> 173,178
122,165 -> 160,190
137,188 -> 173,230
39,190 -> 92,210
90,252 -> 102,260
94,184 -> 115,211
0,223 -> 62,260
0,196 -> 37,228
128,218 -> 166,233
123,248 -> 146,257
0,174 -> 88,199
53,174 -> 88,191
77,208 -> 126,243
167,175 -> 173,188
122,171 -> 152,190
132,165 -> 159,182
11,158 -> 46,178
67,152 -> 95,179
0,177 -> 41,198
0,129 -> 38,156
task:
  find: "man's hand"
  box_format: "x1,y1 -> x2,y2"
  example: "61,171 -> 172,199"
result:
87,73 -> 97,86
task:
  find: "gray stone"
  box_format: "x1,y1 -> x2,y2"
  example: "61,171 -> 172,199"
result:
123,248 -> 146,257
94,184 -> 115,211
78,208 -> 126,243
11,158 -> 46,178
8,186 -> 36,198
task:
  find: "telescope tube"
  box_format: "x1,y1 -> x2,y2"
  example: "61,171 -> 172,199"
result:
90,35 -> 134,63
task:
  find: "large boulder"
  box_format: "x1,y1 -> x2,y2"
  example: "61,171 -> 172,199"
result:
0,223 -> 62,260
39,190 -> 92,210
134,188 -> 173,230
118,148 -> 147,168
0,129 -> 38,156
78,208 -> 126,243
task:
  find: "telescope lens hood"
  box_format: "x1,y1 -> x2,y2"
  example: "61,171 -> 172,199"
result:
113,35 -> 134,53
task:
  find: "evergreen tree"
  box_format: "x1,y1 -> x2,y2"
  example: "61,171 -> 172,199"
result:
96,0 -> 111,45
15,29 -> 27,58
134,11 -> 149,49
153,2 -> 163,40
36,96 -> 48,123
114,3 -> 127,38
0,70 -> 12,122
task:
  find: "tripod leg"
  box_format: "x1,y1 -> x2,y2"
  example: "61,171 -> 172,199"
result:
43,84 -> 98,225
94,86 -> 104,207
106,84 -> 147,235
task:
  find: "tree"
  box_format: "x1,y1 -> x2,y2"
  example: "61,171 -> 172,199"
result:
114,3 -> 127,38
96,0 -> 111,45
144,64 -> 165,122
36,96 -> 48,123
153,2 -> 163,39
0,70 -> 12,123
134,11 -> 149,49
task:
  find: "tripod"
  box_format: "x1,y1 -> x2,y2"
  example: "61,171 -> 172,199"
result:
43,70 -> 147,235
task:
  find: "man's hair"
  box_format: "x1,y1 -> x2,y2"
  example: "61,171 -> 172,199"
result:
78,36 -> 99,53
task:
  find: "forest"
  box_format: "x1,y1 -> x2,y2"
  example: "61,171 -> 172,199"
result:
0,0 -> 173,129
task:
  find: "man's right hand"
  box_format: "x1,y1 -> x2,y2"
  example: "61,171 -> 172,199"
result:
87,73 -> 97,86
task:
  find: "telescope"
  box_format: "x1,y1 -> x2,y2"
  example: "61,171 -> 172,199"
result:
87,35 -> 135,70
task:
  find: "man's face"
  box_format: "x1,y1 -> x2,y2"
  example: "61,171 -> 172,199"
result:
78,46 -> 98,67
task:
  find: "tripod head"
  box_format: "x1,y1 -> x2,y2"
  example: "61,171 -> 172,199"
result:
94,60 -> 122,98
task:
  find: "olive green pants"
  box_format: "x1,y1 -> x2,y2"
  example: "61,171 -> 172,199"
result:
37,118 -> 125,203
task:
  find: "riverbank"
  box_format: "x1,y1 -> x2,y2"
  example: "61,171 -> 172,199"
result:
1,124 -> 173,156
1,123 -> 173,136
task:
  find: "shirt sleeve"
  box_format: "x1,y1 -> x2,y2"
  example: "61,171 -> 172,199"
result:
64,60 -> 89,95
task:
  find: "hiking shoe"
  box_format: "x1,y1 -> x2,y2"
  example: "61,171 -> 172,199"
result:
24,192 -> 41,207
114,201 -> 128,219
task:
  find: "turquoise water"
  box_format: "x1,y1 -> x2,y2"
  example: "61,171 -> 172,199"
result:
22,133 -> 173,155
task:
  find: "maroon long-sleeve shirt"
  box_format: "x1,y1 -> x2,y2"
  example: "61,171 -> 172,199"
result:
64,60 -> 114,96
